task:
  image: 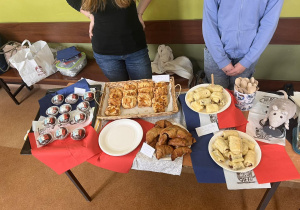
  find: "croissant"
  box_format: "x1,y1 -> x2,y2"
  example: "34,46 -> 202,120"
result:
154,120 -> 173,128
146,127 -> 163,148
156,145 -> 174,160
157,133 -> 169,145
171,147 -> 192,161
160,125 -> 192,139
168,137 -> 196,147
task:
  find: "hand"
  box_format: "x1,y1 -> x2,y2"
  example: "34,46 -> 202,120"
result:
89,14 -> 94,39
226,62 -> 246,76
221,63 -> 234,75
138,13 -> 145,30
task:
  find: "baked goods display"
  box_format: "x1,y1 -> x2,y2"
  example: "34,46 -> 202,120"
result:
103,79 -> 171,117
186,84 -> 228,114
146,120 -> 196,161
210,130 -> 259,171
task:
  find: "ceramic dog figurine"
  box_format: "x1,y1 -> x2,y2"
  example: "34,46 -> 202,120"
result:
262,90 -> 297,130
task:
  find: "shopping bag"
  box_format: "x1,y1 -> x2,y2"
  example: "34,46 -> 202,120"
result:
9,40 -> 57,86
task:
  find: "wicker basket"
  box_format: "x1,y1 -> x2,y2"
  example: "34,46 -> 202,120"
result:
97,77 -> 179,120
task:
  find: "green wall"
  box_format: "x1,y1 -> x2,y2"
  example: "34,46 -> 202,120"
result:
1,0 -> 300,22
1,0 -> 300,81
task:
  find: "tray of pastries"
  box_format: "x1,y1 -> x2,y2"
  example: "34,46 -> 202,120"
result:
97,77 -> 178,120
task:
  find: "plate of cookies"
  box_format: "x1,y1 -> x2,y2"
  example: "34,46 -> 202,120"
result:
185,83 -> 231,114
97,77 -> 179,120
208,130 -> 262,172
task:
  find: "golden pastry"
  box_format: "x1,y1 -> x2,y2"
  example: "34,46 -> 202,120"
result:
105,105 -> 120,116
122,96 -> 137,109
124,82 -> 137,90
152,95 -> 168,107
138,87 -> 154,98
109,88 -> 123,99
108,98 -> 122,107
123,90 -> 137,97
137,93 -> 152,107
155,81 -> 169,88
154,86 -> 168,95
152,102 -> 166,113
138,80 -> 154,89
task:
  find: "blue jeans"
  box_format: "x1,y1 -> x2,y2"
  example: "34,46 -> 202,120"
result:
203,47 -> 258,90
93,48 -> 152,82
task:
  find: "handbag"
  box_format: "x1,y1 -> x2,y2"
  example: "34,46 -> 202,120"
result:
0,38 -> 10,74
1,41 -> 27,68
9,40 -> 57,86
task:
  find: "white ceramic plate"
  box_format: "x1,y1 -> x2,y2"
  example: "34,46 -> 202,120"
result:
99,119 -> 143,156
208,130 -> 262,172
185,84 -> 231,114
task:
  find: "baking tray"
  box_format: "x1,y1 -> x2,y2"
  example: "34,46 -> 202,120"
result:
97,77 -> 179,120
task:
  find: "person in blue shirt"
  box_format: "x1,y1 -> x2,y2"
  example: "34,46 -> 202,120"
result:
202,0 -> 284,90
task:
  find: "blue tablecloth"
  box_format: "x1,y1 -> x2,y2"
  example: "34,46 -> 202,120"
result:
39,79 -> 94,117
179,94 -> 226,183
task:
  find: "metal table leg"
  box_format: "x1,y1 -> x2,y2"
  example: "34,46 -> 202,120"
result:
257,182 -> 281,210
65,170 -> 92,202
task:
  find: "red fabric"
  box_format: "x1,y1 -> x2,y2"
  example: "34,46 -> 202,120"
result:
29,125 -> 100,174
217,90 -> 248,130
87,118 -> 154,173
254,142 -> 300,184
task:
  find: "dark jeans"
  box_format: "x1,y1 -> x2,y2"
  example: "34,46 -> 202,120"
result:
93,48 -> 152,82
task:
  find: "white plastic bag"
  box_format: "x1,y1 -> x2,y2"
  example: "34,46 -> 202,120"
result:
9,40 -> 57,86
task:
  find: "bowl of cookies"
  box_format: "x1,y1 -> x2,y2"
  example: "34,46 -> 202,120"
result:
185,83 -> 231,114
208,130 -> 262,172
